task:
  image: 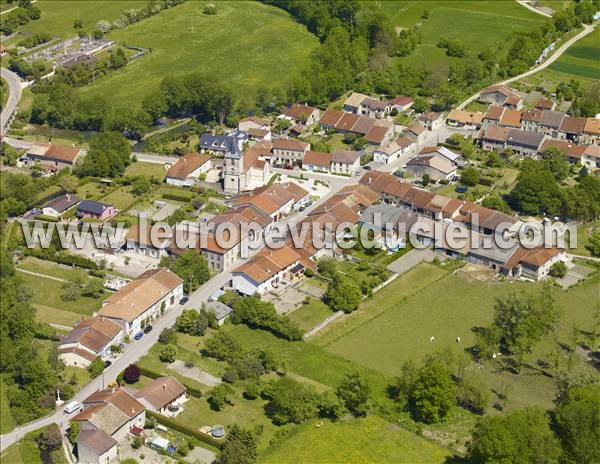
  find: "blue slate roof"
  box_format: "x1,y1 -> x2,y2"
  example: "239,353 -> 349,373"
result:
199,130 -> 248,159
77,199 -> 111,215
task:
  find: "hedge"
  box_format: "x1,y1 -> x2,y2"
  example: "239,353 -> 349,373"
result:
137,365 -> 203,399
25,248 -> 99,270
478,176 -> 494,187
146,411 -> 224,449
162,193 -> 193,203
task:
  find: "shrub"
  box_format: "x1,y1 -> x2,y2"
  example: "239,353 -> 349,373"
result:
159,344 -> 177,363
122,364 -> 141,384
549,261 -> 568,278
222,370 -> 238,384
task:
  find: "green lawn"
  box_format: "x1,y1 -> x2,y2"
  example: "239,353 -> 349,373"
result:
100,185 -> 138,210
259,415 -> 448,464
76,181 -> 111,200
288,299 -> 333,332
17,272 -> 105,316
33,304 -> 83,327
76,1 -> 318,108
18,257 -> 90,281
379,1 -> 544,71
14,0 -> 147,38
571,220 -> 600,257
125,161 -> 167,179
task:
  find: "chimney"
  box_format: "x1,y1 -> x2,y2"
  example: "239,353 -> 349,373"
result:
66,193 -> 71,201
162,384 -> 167,391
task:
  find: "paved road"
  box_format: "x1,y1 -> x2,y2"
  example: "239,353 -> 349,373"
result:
1,136 -> 31,150
133,152 -> 179,164
1,68 -> 23,134
0,172 -> 348,452
457,23 -> 597,110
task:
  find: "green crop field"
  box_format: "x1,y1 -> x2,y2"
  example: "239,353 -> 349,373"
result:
259,415 -> 449,464
14,0 -> 147,38
377,1 -> 544,69
76,0 -> 318,108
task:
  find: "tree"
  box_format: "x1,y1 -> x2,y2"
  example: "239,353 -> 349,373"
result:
542,147 -> 570,181
208,383 -> 233,411
58,174 -> 79,193
555,384 -> 600,464
460,166 -> 480,187
266,377 -> 319,424
468,407 -> 561,464
203,331 -> 243,362
74,132 -> 131,178
88,357 -> 105,378
325,277 -> 362,313
122,364 -> 140,384
217,424 -> 258,464
549,261 -> 567,278
81,279 -> 105,298
586,231 -> 600,257
67,421 -> 80,446
37,424 -> 62,451
159,344 -> 177,363
336,372 -> 370,417
457,371 -> 490,414
61,281 -> 81,301
410,362 -> 456,423
481,194 -> 511,214
422,173 -> 431,187
168,251 -> 209,293
508,161 -> 565,216
176,309 -> 209,336
231,296 -> 303,341
109,48 -> 127,69
132,176 -> 151,196
494,286 -> 562,365
158,328 -> 178,345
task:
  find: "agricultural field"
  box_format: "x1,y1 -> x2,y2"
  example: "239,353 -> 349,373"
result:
259,415 -> 449,464
76,0 -> 318,108
12,0 -> 147,39
521,27 -> 600,90
287,299 -> 333,332
318,262 -> 599,412
378,1 -> 544,68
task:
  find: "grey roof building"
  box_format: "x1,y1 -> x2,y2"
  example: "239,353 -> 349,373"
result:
200,130 -> 248,159
506,129 -> 545,151
77,199 -> 113,216
359,204 -> 420,234
44,194 -> 81,214
540,110 -> 566,129
205,300 -> 233,325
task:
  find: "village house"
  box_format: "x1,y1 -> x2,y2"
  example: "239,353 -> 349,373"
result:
446,109 -> 484,129
319,108 -> 395,145
373,136 -> 415,164
76,200 -> 116,221
582,118 -> 600,145
506,129 -> 545,156
581,144 -> 600,170
282,103 -> 321,126
204,300 -> 233,325
231,246 -> 302,295
539,110 -> 566,138
302,150 -> 333,173
501,246 -> 566,280
535,98 -> 556,111
498,109 -> 523,129
406,155 -> 457,181
539,139 -> 588,164
477,125 -> 510,151
330,149 -> 361,176
231,182 -> 310,220
134,376 -> 188,416
478,85 -> 523,109
223,140 -> 271,194
482,105 -> 505,127
558,116 -> 588,143
359,203 -> 419,251
42,193 -> 81,218
419,146 -> 464,167
388,95 -> 414,113
199,130 -> 248,157
165,153 -> 212,187
405,123 -> 427,146
73,388 -> 146,464
123,223 -> 172,259
359,96 -> 391,119
521,108 -> 544,133
271,138 -> 309,166
419,112 -> 444,131
58,316 -> 124,367
98,268 -> 183,335
26,143 -> 85,170
238,116 -> 270,132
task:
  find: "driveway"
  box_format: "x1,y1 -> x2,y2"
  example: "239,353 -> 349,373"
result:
557,264 -> 595,289
387,248 -> 435,275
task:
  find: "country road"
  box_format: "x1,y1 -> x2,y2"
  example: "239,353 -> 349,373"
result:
0,68 -> 23,133
0,173 -> 350,452
458,23 -> 597,110
516,0 -> 553,18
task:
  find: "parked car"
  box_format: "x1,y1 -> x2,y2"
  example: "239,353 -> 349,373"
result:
104,360 -> 112,368
179,296 -> 189,305
144,325 -> 153,334
134,332 -> 144,340
455,185 -> 468,193
64,401 -> 82,415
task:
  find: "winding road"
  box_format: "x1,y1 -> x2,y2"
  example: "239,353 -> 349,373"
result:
457,23 -> 596,110
0,67 -> 23,134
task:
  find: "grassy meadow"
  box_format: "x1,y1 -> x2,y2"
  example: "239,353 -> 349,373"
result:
75,0 -> 318,108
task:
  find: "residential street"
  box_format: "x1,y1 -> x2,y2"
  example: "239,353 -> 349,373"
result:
0,68 -> 23,134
